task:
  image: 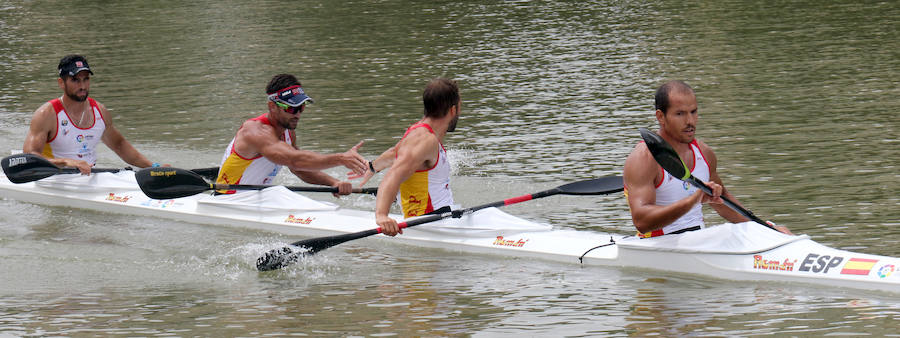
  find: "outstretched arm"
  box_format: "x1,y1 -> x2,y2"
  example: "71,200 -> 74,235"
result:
253,131 -> 367,175
349,145 -> 397,187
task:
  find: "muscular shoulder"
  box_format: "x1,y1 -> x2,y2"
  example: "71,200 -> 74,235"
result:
624,142 -> 660,186
397,127 -> 439,164
236,118 -> 280,147
235,118 -> 270,138
33,100 -> 57,117
29,101 -> 57,128
624,142 -> 655,170
401,128 -> 438,150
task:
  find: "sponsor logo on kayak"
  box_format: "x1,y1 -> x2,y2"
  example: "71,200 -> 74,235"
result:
105,193 -> 131,203
753,255 -> 797,271
7,156 -> 28,167
493,236 -> 528,248
149,169 -> 177,177
840,258 -> 879,276
284,214 -> 315,224
798,253 -> 844,273
876,264 -> 895,278
139,199 -> 176,209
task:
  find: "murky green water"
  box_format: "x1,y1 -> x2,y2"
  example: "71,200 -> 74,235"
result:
1,0 -> 898,336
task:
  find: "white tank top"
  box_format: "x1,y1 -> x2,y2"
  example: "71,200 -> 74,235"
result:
397,123 -> 454,218
216,114 -> 289,188
654,140 -> 711,234
42,98 -> 106,166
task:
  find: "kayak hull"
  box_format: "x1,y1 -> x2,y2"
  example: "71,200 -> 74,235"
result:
1,171 -> 898,293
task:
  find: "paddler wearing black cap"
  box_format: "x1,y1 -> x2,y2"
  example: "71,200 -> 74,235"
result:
23,54 -> 163,174
215,73 -> 367,196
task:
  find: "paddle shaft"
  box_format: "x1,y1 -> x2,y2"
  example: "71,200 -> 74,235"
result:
58,166 -> 217,176
305,177 -> 621,246
279,188 -> 563,249
684,175 -> 776,231
385,187 -> 561,233
213,183 -> 378,195
257,176 -> 624,270
256,188 -> 568,271
280,187 -> 565,250
59,167 -> 126,174
48,167 -> 223,180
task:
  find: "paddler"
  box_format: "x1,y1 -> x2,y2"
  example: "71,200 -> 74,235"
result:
23,54 -> 165,174
354,78 -> 460,236
623,80 -> 792,237
215,73 -> 367,196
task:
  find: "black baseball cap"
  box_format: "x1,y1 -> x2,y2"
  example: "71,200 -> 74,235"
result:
58,55 -> 93,77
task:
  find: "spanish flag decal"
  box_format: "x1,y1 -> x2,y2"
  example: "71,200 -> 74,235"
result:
840,258 -> 878,275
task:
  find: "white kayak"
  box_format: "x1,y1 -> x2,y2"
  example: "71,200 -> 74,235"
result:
1,170 -> 898,294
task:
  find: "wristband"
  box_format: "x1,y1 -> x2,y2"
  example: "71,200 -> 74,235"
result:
368,161 -> 376,173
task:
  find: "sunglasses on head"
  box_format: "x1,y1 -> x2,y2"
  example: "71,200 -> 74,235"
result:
274,101 -> 305,114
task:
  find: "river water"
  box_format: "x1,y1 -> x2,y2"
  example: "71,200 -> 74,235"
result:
1,0 -> 898,336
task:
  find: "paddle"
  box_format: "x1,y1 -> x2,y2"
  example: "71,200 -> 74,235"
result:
1,153 -> 221,184
638,128 -> 777,231
188,167 -> 219,181
256,175 -> 625,271
2,153 -> 130,183
135,167 -> 379,199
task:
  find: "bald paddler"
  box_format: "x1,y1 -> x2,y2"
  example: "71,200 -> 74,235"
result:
623,80 -> 792,237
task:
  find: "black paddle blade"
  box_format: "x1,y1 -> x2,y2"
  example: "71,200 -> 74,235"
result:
257,229 -> 381,271
557,176 -> 624,195
639,128 -> 690,180
136,167 -> 211,199
1,153 -> 61,184
189,167 -> 220,181
256,246 -> 308,271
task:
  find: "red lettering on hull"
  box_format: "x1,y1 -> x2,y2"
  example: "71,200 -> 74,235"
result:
492,236 -> 529,248
752,255 -> 796,271
105,193 -> 131,203
284,215 -> 315,224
